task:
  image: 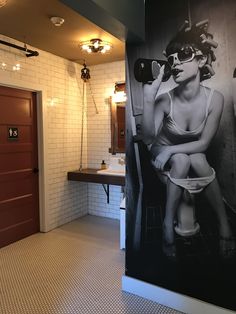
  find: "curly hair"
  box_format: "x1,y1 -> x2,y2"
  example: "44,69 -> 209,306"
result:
164,20 -> 218,81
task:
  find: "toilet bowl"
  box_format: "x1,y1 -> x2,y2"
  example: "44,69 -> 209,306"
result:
174,190 -> 200,237
157,172 -> 200,237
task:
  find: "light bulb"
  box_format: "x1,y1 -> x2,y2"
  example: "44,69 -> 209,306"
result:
104,44 -> 111,51
113,91 -> 127,103
93,41 -> 99,49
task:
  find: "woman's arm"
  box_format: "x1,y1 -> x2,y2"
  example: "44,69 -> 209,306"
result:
153,91 -> 224,170
142,67 -> 165,145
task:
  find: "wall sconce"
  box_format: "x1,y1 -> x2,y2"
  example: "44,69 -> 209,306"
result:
80,38 -> 112,54
112,81 -> 126,103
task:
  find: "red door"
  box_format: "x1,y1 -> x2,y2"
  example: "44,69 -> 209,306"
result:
0,86 -> 39,248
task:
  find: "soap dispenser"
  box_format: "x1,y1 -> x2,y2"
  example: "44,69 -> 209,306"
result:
101,160 -> 107,170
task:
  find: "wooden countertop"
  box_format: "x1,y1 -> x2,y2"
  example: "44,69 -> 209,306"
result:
67,168 -> 125,186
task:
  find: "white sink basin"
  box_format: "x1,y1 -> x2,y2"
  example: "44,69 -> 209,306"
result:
97,169 -> 125,176
97,156 -> 125,176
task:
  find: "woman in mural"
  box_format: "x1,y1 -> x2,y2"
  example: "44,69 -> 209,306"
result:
142,21 -> 236,260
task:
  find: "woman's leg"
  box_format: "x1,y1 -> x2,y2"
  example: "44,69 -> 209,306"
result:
190,153 -> 235,257
162,153 -> 191,249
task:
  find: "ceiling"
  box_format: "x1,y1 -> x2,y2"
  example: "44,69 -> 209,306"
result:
0,0 -> 125,66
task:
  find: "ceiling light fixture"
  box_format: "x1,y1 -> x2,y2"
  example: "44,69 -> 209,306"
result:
50,16 -> 65,27
80,38 -> 112,54
0,0 -> 7,8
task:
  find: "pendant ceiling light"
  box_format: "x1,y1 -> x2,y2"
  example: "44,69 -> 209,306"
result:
80,38 -> 112,54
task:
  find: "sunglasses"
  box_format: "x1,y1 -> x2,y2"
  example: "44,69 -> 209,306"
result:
167,47 -> 203,67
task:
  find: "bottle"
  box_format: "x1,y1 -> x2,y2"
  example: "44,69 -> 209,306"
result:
101,160 -> 107,170
134,58 -> 172,83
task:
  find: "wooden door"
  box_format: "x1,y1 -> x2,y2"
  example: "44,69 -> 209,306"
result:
0,86 -> 39,248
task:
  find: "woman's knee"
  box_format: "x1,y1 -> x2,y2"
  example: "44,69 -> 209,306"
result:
190,153 -> 208,169
190,153 -> 213,176
170,153 -> 190,173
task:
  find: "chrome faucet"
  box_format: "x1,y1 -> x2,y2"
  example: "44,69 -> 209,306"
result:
118,156 -> 125,165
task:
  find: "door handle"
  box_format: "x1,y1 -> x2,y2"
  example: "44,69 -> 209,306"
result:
33,168 -> 39,173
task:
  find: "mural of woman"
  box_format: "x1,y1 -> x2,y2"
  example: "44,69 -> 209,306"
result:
141,21 -> 236,260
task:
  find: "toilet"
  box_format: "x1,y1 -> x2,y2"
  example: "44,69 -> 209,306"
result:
157,166 -> 216,237
174,190 -> 200,236
157,172 -> 200,237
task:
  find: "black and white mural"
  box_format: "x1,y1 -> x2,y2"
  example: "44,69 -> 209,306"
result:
126,0 -> 236,310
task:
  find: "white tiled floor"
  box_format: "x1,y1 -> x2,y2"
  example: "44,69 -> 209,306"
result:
0,215 -> 183,314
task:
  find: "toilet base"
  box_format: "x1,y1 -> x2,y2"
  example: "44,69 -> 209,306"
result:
174,191 -> 200,237
175,223 -> 200,237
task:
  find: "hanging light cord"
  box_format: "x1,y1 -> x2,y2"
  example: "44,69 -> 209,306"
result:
78,61 -> 99,171
79,81 -> 85,171
88,80 -> 99,114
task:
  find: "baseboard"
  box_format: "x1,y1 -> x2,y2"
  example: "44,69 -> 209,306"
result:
122,275 -> 235,314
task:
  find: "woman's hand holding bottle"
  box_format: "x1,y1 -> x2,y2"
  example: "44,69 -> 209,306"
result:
143,65 -> 165,103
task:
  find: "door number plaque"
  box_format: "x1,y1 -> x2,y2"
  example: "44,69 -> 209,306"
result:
8,127 -> 19,140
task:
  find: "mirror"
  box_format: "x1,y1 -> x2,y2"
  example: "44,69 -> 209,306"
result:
109,97 -> 125,154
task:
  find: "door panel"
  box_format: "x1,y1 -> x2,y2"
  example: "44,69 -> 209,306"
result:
0,86 -> 39,248
0,152 -> 32,172
0,95 -> 32,123
0,176 -> 33,201
0,196 -> 33,228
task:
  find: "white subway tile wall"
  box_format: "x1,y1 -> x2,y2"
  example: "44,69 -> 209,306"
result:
88,184 -> 124,219
87,62 -> 125,219
0,34 -> 125,229
0,35 -> 87,231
